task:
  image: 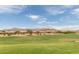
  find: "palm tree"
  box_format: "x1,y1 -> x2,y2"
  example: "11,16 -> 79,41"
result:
27,29 -> 32,36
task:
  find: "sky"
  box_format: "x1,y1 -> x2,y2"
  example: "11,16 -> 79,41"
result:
0,5 -> 79,29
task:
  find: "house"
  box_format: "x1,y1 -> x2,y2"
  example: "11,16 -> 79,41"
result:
0,28 -> 58,36
31,28 -> 57,35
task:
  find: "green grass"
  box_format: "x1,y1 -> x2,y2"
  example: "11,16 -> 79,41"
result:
0,34 -> 79,54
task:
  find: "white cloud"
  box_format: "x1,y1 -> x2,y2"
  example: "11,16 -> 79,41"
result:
69,8 -> 79,19
44,5 -> 75,15
28,15 -> 40,21
44,6 -> 66,15
26,14 -> 58,28
26,14 -> 47,21
0,5 -> 26,14
71,8 -> 79,16
63,5 -> 75,8
37,20 -> 47,24
45,21 -> 58,24
38,20 -> 58,26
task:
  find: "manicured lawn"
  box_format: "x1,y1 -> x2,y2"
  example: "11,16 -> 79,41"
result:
0,34 -> 79,54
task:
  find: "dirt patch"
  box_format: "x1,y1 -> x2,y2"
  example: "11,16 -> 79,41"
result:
64,38 -> 79,42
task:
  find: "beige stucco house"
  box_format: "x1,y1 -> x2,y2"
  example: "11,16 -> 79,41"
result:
0,28 -> 58,36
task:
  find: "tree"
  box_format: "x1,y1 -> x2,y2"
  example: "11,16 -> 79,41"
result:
36,31 -> 40,35
63,31 -> 74,34
2,30 -> 6,36
27,29 -> 32,36
14,30 -> 20,35
7,33 -> 11,36
56,30 -> 62,33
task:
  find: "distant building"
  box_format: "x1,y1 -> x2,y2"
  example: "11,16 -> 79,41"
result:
0,28 -> 58,36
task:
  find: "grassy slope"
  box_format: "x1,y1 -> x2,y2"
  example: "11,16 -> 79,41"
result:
0,34 -> 79,54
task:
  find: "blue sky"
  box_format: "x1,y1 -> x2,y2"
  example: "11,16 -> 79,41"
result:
0,5 -> 79,29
